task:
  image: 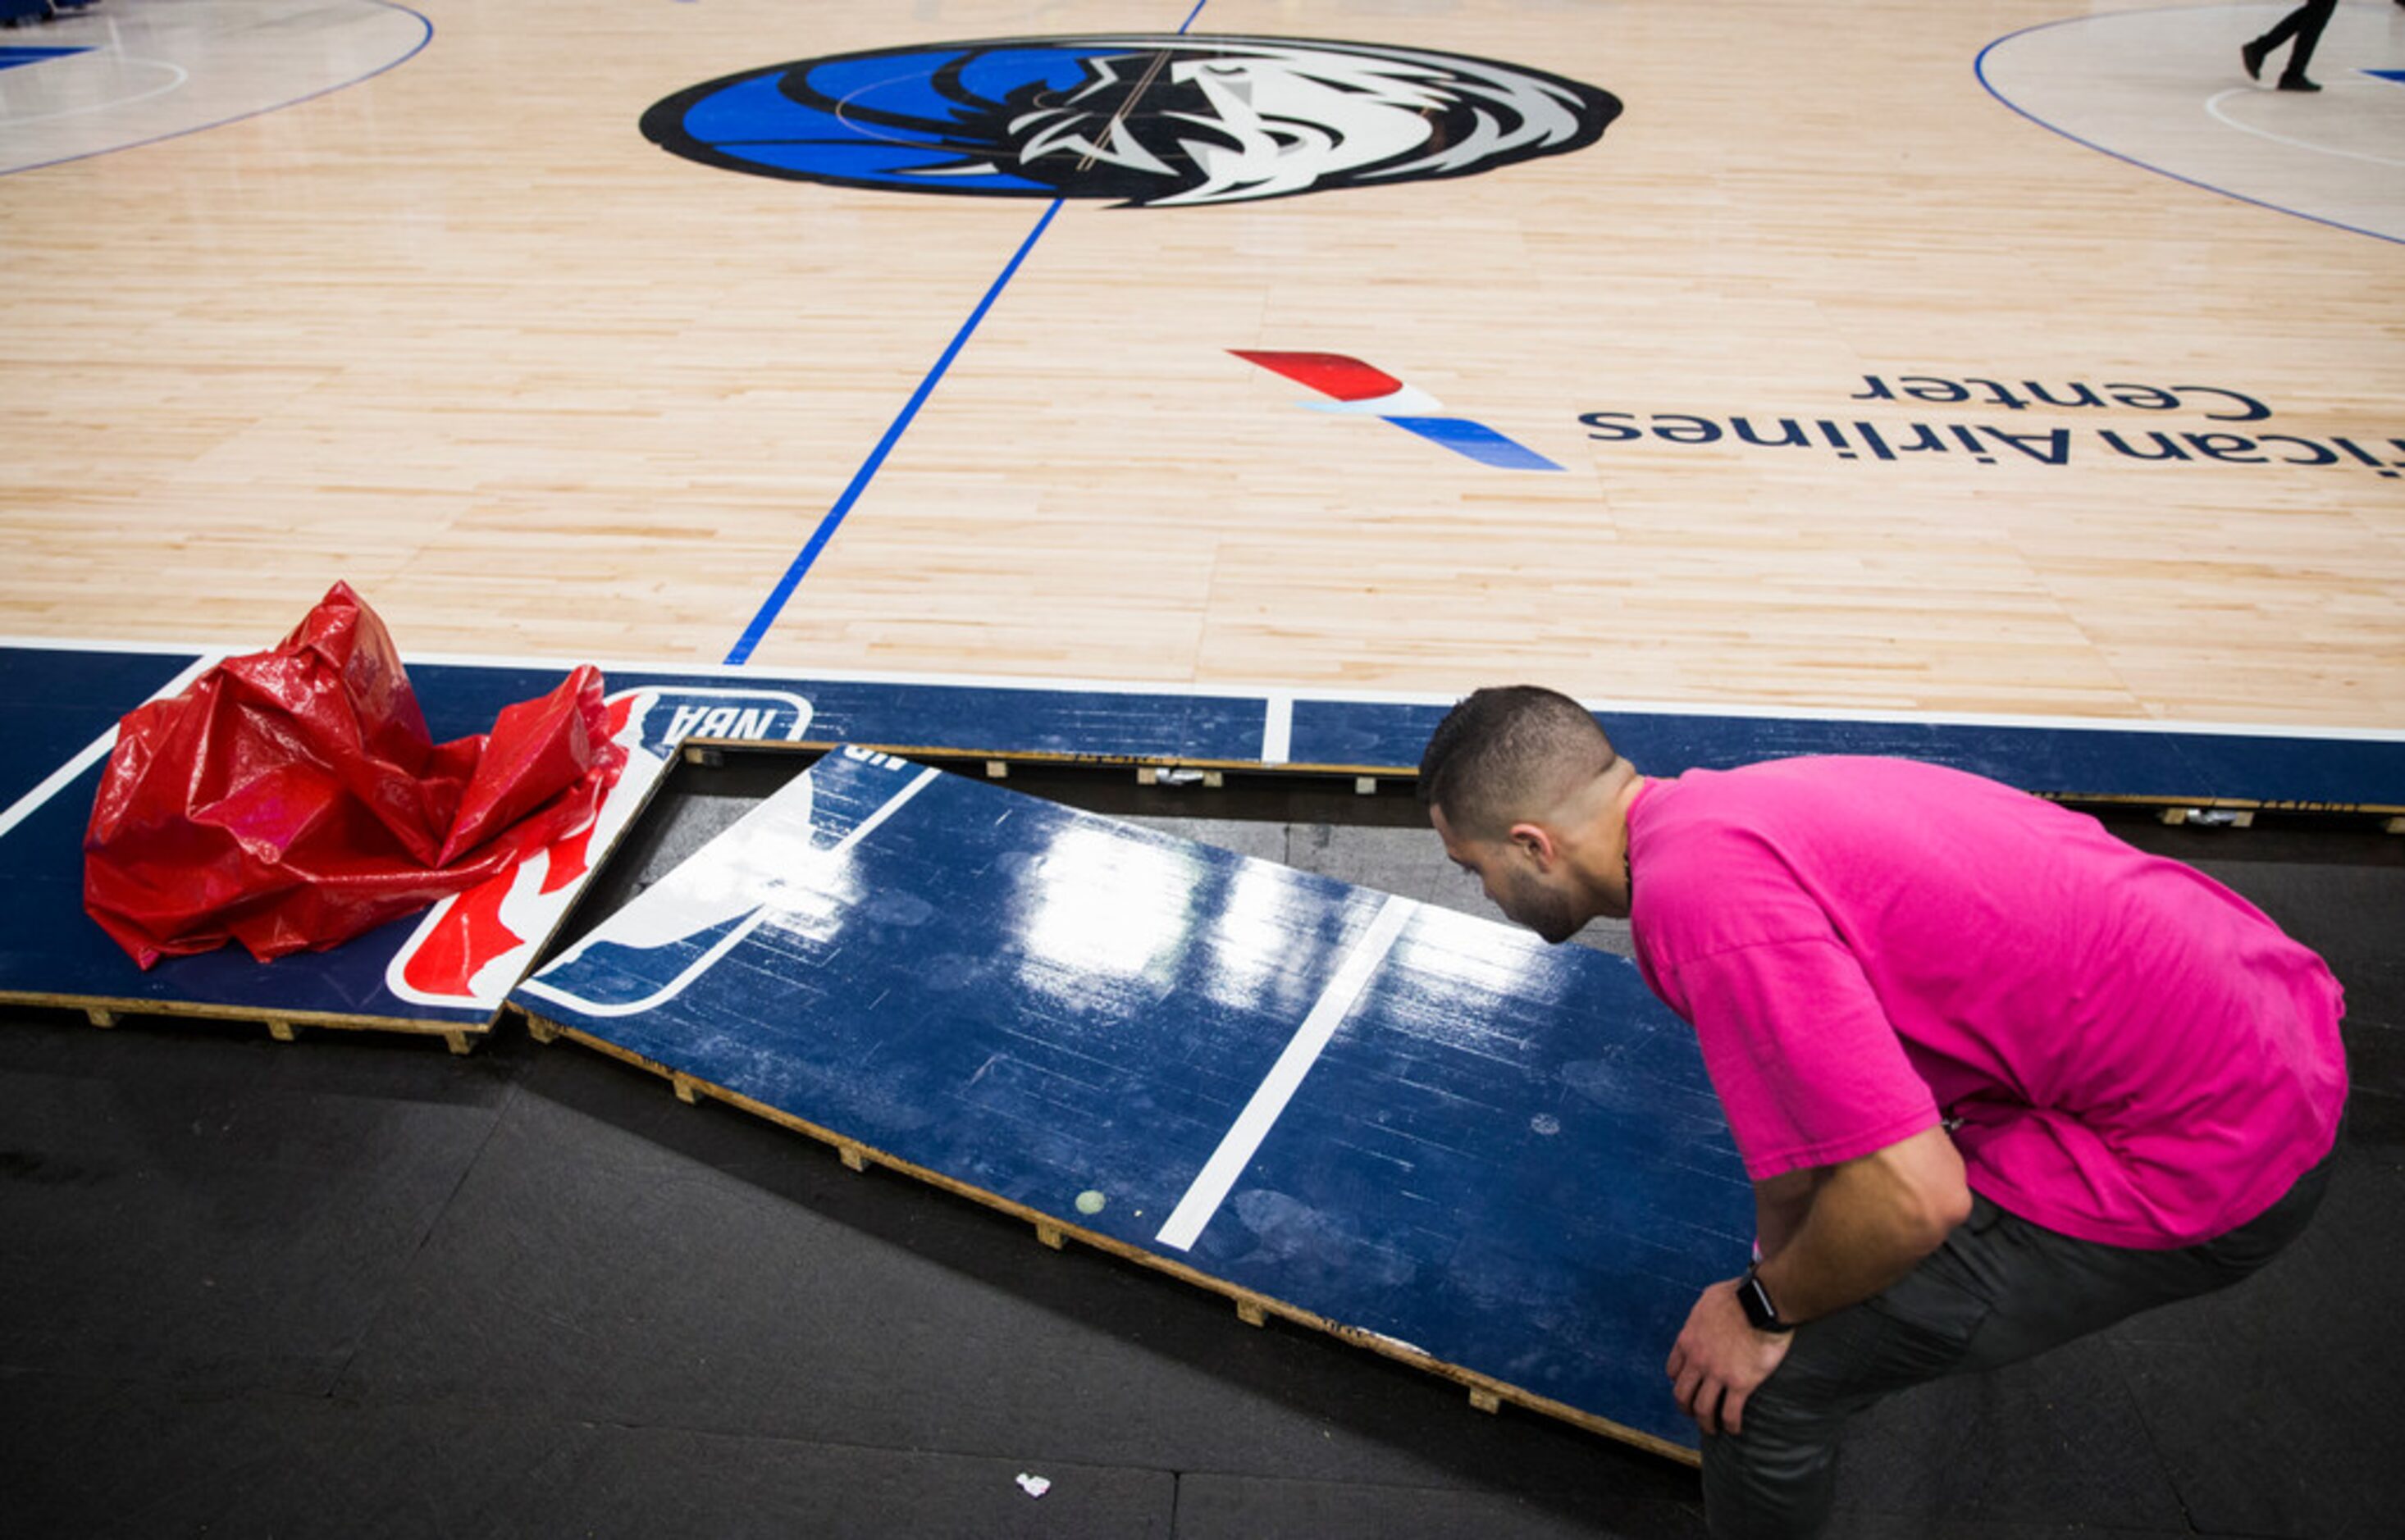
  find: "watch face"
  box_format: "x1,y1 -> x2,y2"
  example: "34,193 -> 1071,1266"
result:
1737,1272 -> 1782,1331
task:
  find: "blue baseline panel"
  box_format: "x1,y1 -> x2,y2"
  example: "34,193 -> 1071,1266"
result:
2,658 -> 1235,770
0,647 -> 203,812
2154,732 -> 2405,810
1287,701 -> 2405,808
5,644 -> 2394,1032
578,667 -> 1269,762
13,646 -> 2398,807
514,749 -> 1751,1451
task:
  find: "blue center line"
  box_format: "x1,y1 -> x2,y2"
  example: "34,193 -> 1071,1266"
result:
723,197 -> 1064,666
723,0 -> 1208,666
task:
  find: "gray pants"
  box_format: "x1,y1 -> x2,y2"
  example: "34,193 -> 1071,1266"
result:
1700,1149 -> 2336,1539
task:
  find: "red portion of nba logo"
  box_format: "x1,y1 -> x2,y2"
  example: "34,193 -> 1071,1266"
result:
398,689 -> 643,999
399,870 -> 527,999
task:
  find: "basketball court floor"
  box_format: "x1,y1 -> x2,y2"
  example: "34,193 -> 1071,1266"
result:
2,2 -> 2402,1535
3,0 -> 2400,727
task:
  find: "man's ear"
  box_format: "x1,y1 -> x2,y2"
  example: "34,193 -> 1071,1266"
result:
1507,822 -> 1559,870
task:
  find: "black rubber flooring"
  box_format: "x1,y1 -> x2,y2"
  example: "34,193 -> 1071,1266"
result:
2,790 -> 2397,1538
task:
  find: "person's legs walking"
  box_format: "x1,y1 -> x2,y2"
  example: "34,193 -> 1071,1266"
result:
2275,0 -> 2340,90
2244,1 -> 2341,90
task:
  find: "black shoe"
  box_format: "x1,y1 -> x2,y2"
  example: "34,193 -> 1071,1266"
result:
2277,74 -> 2322,92
2242,39 -> 2267,80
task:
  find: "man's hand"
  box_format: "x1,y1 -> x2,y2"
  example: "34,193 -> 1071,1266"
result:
1668,1128 -> 1968,1437
1666,1278 -> 1793,1437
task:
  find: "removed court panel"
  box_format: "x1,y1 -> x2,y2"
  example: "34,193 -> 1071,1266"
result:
512,745 -> 1752,1460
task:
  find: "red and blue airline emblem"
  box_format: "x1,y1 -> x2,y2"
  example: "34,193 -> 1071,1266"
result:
1234,351 -> 1563,472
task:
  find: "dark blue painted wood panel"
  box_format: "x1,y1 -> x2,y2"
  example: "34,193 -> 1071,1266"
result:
608,669 -> 1267,763
404,663 -> 1267,764
0,757 -> 491,1022
1288,700 -> 2405,808
1231,906 -> 1746,1428
514,747 -> 1752,1452
0,646 -> 203,813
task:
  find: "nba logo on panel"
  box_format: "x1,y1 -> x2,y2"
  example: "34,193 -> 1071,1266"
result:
385,686 -> 815,1008
515,749 -> 940,1020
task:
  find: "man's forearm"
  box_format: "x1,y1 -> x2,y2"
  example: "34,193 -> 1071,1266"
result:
1750,1126 -> 1971,1323
1752,1168 -> 1822,1261
1756,1182 -> 1938,1321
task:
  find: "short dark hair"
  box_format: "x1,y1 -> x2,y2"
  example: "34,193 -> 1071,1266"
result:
1417,686 -> 1618,838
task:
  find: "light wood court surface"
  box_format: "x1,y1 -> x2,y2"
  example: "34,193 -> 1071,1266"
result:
2,1 -> 2400,730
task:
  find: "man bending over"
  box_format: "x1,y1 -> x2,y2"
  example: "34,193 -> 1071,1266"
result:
1418,686 -> 2346,1538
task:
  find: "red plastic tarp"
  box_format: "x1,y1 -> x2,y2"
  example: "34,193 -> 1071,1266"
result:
84,583 -> 627,969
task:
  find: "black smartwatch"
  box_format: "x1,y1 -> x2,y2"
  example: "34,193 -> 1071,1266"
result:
1735,1264 -> 1796,1333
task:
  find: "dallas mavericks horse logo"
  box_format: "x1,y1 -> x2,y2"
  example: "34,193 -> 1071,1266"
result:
640,35 -> 1620,207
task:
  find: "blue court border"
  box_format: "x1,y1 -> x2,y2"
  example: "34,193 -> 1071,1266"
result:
1,636 -> 2396,1042
1974,6 -> 2405,248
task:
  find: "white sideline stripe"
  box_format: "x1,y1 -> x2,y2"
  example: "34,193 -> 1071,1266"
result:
518,764 -> 940,1019
1155,894 -> 1417,1253
1261,693 -> 1294,764
0,652 -> 221,844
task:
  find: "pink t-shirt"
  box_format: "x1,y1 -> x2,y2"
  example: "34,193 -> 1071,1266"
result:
1626,758 -> 2347,1249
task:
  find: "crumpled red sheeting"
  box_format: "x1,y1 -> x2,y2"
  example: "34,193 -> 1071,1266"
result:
84,582 -> 627,969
